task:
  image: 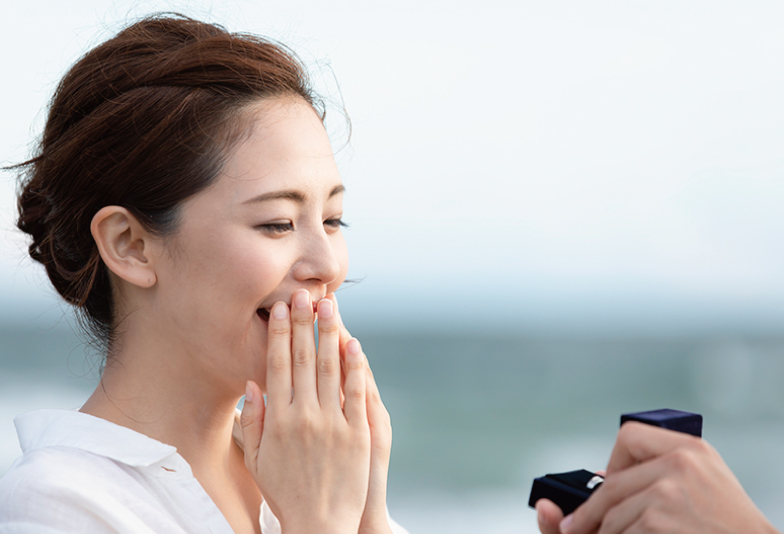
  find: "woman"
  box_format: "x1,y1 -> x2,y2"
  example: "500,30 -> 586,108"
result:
0,14 -> 406,534
536,422 -> 779,533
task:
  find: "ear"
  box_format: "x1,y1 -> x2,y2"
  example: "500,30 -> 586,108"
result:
91,206 -> 158,289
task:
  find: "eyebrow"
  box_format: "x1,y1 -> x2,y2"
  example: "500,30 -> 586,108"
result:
242,184 -> 345,205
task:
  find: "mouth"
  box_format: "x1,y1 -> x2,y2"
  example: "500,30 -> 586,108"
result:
256,300 -> 322,323
256,308 -> 271,323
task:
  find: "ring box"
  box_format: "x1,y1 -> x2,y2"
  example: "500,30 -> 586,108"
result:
528,409 -> 702,515
620,408 -> 702,437
527,469 -> 605,516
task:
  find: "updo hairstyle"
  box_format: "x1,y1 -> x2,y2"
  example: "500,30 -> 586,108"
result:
15,14 -> 322,347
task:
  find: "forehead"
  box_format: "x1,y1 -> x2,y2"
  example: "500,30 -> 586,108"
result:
216,97 -> 339,200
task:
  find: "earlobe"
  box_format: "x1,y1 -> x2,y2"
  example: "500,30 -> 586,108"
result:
91,206 -> 158,289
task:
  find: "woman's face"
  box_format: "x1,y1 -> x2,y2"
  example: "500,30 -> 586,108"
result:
149,97 -> 348,394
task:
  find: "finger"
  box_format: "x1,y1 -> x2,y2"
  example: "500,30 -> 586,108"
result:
342,337 -> 367,425
365,358 -> 392,459
240,380 -> 265,468
606,422 -> 702,475
536,499 -> 564,534
565,454 -> 680,534
290,288 -> 317,403
316,298 -> 342,411
327,293 -> 348,403
265,301 -> 292,406
590,484 -> 658,534
328,292 -> 352,348
365,360 -> 389,430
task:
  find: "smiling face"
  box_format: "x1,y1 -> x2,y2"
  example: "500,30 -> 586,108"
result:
147,97 -> 348,394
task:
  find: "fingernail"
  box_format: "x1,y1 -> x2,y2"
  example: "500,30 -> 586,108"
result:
272,302 -> 288,319
245,381 -> 254,403
318,299 -> 333,318
293,290 -> 310,309
560,514 -> 573,533
347,338 -> 360,355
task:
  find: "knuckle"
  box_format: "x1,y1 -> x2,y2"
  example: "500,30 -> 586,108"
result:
599,474 -> 620,499
239,411 -> 255,430
345,384 -> 364,400
692,437 -> 714,457
379,409 -> 392,427
637,508 -> 663,532
292,313 -> 313,326
292,347 -> 313,367
617,421 -> 641,443
317,355 -> 337,375
295,411 -> 321,436
668,448 -> 695,472
346,359 -> 365,372
318,323 -> 340,336
371,392 -> 389,418
268,324 -> 290,337
371,401 -> 391,425
651,478 -> 679,503
267,353 -> 289,371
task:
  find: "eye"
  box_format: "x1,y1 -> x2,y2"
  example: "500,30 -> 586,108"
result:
324,218 -> 348,230
257,221 -> 294,234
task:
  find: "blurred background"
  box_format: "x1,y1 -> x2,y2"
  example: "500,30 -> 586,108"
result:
3,1 -> 784,532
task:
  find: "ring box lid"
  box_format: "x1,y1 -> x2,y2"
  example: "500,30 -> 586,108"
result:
620,408 -> 702,438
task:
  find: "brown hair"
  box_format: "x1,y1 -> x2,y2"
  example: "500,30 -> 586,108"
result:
15,13 -> 322,347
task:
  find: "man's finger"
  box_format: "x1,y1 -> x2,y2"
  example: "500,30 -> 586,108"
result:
606,422 -> 702,475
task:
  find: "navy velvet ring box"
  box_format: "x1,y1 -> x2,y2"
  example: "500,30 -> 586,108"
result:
528,409 -> 703,515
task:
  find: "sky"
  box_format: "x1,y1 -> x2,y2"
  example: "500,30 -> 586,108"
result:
2,1 -> 784,333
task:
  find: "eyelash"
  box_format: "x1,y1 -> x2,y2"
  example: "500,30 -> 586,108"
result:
259,222 -> 294,234
257,219 -> 348,234
324,218 -> 348,229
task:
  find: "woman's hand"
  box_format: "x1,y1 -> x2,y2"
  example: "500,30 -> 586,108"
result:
240,289 -> 371,534
329,294 -> 395,534
550,422 -> 778,534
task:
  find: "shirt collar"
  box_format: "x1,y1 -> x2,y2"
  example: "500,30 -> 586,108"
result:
15,409 -> 178,467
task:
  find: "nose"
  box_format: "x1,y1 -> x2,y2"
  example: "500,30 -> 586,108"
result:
291,230 -> 343,286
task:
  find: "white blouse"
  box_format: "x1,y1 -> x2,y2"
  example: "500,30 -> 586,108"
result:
0,410 -> 408,534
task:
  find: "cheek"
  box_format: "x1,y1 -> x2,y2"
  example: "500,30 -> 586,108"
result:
162,236 -> 286,319
228,249 -> 290,302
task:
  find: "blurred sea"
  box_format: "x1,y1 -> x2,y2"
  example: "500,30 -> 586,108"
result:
3,322 -> 784,532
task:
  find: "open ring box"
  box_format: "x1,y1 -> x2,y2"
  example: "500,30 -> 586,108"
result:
528,408 -> 703,515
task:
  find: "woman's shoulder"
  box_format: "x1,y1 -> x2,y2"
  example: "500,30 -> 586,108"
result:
0,446 -> 132,531
1,441 -> 127,489
0,410 -> 191,533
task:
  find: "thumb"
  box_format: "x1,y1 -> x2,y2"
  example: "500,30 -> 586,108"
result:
240,380 -> 265,468
536,499 -> 564,534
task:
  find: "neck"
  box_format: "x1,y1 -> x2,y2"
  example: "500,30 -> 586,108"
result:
80,327 -> 241,476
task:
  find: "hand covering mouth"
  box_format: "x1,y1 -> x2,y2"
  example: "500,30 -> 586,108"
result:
256,301 -> 321,322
